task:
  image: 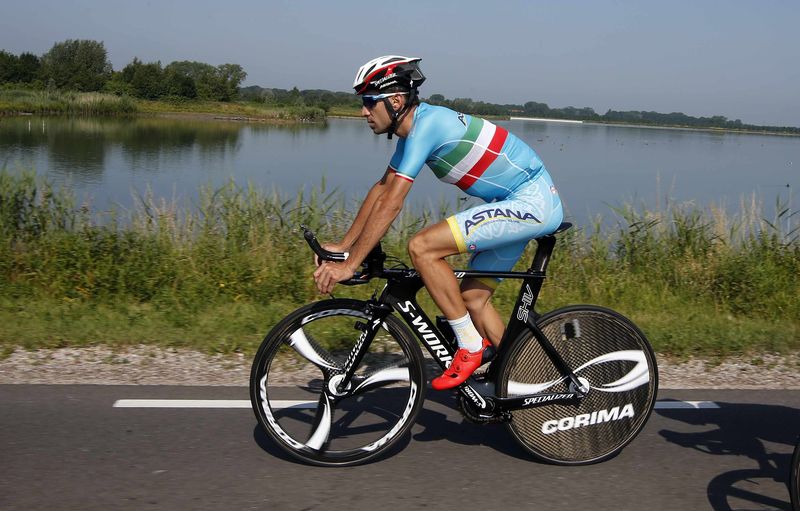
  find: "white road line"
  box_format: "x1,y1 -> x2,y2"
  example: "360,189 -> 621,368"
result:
654,401 -> 720,409
113,399 -> 315,409
113,399 -> 720,410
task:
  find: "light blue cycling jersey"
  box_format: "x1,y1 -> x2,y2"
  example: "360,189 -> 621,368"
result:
387,102 -> 563,284
389,103 -> 545,202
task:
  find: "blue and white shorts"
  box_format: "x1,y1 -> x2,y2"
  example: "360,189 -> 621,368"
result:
446,170 -> 563,288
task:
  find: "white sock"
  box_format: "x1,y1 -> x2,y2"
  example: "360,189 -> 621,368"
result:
447,313 -> 484,352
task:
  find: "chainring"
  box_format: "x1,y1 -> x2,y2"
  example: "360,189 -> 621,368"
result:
457,394 -> 509,424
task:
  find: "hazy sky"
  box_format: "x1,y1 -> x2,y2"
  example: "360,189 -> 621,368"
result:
2,0 -> 798,126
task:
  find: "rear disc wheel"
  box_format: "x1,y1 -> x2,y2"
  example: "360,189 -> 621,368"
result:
498,305 -> 658,465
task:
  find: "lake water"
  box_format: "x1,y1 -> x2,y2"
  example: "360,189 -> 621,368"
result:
1,115 -> 797,227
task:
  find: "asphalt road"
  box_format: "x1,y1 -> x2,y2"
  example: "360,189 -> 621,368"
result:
1,385 -> 798,510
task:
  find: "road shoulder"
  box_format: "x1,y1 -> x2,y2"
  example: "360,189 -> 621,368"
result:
1,345 -> 798,389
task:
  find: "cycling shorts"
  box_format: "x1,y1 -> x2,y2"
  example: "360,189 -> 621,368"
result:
446,169 -> 563,289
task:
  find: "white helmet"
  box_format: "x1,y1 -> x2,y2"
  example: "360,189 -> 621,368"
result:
352,55 -> 425,95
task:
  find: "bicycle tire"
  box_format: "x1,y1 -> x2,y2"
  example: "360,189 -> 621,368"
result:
497,305 -> 658,465
250,299 -> 426,467
792,436 -> 800,511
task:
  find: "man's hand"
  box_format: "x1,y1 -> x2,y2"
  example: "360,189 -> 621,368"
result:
313,261 -> 355,294
314,243 -> 348,267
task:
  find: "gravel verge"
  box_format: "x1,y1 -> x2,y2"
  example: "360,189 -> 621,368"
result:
1,346 -> 798,389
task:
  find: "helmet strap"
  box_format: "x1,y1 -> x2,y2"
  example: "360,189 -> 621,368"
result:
384,87 -> 418,140
383,97 -> 398,140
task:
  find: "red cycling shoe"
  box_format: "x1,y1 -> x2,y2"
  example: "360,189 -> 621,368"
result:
431,339 -> 491,390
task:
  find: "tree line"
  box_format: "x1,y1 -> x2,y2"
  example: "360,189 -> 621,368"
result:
240,88 -> 800,134
239,85 -> 361,111
2,40 -> 797,133
427,95 -> 799,134
0,39 -> 246,102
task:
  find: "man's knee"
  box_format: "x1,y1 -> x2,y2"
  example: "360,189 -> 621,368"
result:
407,233 -> 429,263
408,222 -> 461,266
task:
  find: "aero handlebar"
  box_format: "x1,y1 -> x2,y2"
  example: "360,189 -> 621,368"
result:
302,225 -> 349,262
301,225 -> 387,286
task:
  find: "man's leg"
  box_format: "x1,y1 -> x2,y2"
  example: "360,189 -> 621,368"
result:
408,221 -> 490,390
407,221 -> 467,320
460,279 -> 504,347
418,172 -> 563,390
408,223 -> 505,347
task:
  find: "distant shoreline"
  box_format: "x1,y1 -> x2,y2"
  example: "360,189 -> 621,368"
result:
510,116 -> 584,124
332,110 -> 800,137
0,89 -> 326,124
3,99 -> 797,137
509,116 -> 800,137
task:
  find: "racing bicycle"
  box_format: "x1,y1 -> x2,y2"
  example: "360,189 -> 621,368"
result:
250,222 -> 658,467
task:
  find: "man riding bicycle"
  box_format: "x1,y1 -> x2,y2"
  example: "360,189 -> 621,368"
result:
314,55 -> 563,390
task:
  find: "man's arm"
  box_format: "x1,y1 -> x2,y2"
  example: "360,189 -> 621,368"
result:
347,172 -> 412,267
336,167 -> 395,250
313,172 -> 412,294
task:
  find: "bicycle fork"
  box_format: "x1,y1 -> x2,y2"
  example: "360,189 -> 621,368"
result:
335,301 -> 394,394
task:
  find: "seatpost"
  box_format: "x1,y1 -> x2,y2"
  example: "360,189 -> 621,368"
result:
496,234 -> 558,354
528,234 -> 557,273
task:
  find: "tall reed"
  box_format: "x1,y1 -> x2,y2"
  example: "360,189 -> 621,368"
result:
1,170 -> 797,356
0,89 -> 137,115
0,88 -> 325,120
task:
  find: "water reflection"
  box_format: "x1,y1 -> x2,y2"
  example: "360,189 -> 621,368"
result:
0,115 -> 797,225
116,118 -> 243,174
47,119 -> 109,182
0,116 -> 248,180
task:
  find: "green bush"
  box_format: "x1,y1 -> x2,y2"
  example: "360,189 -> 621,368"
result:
0,88 -> 137,115
1,169 -> 797,356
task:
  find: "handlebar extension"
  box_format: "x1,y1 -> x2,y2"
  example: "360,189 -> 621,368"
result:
302,225 -> 349,262
301,225 -> 387,284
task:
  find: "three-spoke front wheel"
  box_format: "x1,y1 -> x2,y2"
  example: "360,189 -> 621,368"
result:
250,299 -> 426,467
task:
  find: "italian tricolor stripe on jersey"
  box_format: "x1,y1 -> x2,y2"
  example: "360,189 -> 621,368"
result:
429,117 -> 509,191
393,171 -> 414,183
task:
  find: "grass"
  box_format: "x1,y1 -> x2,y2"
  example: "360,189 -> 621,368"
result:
327,105 -> 361,117
1,169 -> 798,358
136,98 -> 326,122
0,89 -> 137,116
0,88 -> 326,122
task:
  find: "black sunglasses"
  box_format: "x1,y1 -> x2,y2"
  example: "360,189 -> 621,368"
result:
362,92 -> 408,109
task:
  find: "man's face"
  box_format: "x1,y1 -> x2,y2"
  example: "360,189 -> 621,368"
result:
361,91 -> 403,134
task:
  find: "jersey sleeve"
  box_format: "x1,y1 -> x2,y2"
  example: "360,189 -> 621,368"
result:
388,138 -> 405,172
389,117 -> 439,183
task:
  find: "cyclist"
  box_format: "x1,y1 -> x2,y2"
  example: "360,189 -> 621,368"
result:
314,55 -> 564,390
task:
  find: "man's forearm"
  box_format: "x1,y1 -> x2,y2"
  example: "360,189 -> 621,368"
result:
339,170 -> 392,248
346,193 -> 403,268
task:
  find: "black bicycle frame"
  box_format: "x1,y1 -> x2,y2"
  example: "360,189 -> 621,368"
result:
334,230 -> 586,417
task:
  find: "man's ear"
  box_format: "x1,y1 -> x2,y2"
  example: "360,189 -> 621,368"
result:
390,94 -> 406,112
